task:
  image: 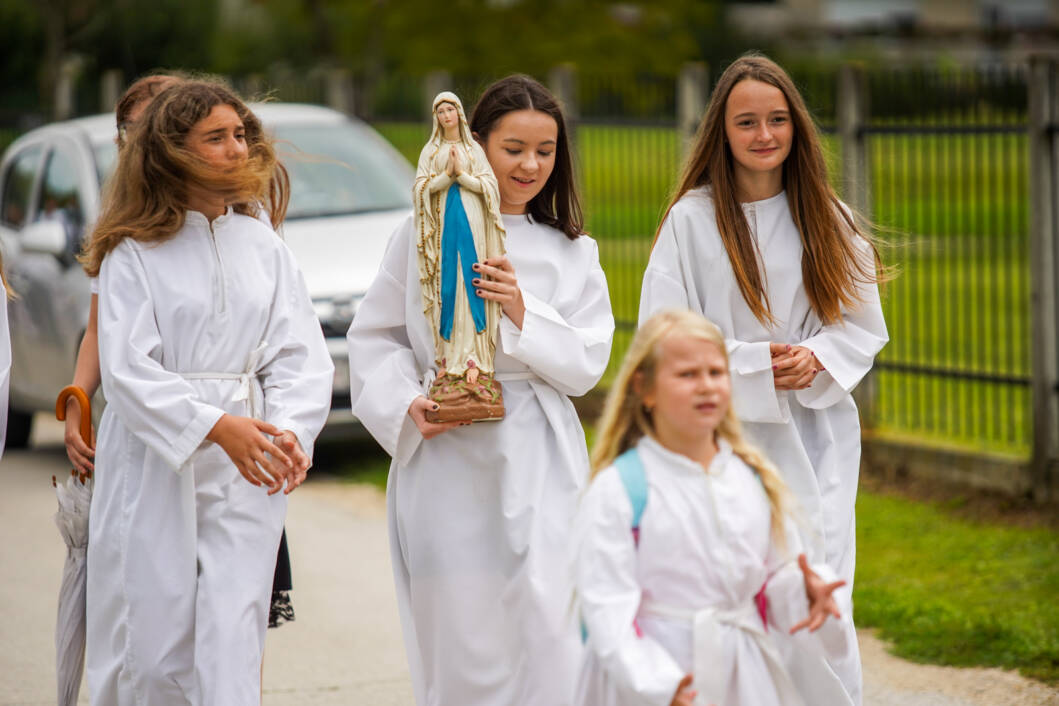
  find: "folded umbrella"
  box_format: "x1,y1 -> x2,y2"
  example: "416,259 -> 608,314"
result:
53,385 -> 92,706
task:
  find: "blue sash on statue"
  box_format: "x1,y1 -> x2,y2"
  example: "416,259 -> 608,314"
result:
439,182 -> 487,341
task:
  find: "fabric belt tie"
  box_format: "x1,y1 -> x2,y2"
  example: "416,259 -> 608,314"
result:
180,341 -> 269,419
640,598 -> 804,706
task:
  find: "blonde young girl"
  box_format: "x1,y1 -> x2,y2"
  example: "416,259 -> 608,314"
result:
83,79 -> 332,705
639,53 -> 889,703
577,309 -> 855,706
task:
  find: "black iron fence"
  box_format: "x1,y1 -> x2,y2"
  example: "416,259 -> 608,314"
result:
6,62 -> 1051,486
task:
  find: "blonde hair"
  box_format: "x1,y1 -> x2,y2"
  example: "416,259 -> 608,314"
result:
82,77 -> 289,277
655,52 -> 889,326
591,309 -> 790,544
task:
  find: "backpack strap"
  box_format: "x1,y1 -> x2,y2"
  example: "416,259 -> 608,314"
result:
614,447 -> 648,532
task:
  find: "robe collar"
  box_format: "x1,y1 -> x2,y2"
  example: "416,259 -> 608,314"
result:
638,433 -> 734,478
185,206 -> 235,229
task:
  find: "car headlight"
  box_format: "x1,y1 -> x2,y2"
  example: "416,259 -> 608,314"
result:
313,294 -> 363,338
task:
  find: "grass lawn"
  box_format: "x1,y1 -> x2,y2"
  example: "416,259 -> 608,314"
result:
855,485 -> 1059,685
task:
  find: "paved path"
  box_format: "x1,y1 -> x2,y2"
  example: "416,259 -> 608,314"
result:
1,415 -> 1055,705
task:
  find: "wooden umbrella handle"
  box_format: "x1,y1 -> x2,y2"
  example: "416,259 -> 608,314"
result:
55,385 -> 92,446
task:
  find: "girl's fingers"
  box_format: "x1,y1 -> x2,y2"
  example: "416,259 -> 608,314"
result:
250,449 -> 282,486
252,419 -> 283,437
259,438 -> 293,469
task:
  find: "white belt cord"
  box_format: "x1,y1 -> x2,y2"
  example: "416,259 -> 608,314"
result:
180,341 -> 269,419
640,598 -> 804,706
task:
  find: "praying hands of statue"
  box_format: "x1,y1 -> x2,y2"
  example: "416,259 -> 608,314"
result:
446,145 -> 463,178
790,553 -> 845,634
769,342 -> 824,390
472,256 -> 525,329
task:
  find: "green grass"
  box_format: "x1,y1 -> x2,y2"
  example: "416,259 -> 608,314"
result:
855,490 -> 1059,685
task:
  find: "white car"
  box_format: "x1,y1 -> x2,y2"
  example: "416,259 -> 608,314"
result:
0,103 -> 413,447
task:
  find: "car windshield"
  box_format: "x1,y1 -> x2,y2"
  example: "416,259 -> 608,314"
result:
92,121 -> 412,219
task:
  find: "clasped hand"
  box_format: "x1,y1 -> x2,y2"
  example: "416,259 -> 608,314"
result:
207,414 -> 310,494
446,145 -> 463,178
770,343 -> 824,391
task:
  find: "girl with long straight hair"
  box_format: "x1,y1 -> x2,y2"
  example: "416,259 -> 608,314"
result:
83,78 -> 332,705
347,74 -> 614,705
576,309 -> 854,706
639,53 -> 889,704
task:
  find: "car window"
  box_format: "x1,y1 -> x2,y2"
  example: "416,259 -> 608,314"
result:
1,145 -> 43,228
34,148 -> 85,241
271,123 -> 412,219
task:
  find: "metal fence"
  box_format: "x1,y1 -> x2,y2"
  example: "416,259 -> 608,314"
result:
7,61 -> 1051,492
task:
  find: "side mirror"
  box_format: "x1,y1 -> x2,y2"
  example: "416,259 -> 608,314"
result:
20,220 -> 67,257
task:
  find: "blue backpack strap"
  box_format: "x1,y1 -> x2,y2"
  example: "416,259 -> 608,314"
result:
614,448 -> 648,531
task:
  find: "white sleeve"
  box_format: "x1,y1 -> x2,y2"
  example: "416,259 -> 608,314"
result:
346,221 -> 425,460
578,471 -> 686,706
0,287 -> 9,459
763,518 -> 851,658
90,276 -> 99,294
258,242 -> 334,460
638,217 -> 690,324
97,243 -> 225,471
498,238 -> 614,396
796,251 -> 888,409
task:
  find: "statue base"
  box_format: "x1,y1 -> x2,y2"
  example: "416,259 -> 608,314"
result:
425,372 -> 505,423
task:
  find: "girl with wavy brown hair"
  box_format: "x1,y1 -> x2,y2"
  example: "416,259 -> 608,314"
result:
639,53 -> 889,705
83,78 -> 332,706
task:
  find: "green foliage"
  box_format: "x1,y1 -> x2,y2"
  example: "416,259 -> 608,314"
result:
855,490 -> 1059,684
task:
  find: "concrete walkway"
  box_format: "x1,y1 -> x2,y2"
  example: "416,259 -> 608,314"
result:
1,415 -> 1055,705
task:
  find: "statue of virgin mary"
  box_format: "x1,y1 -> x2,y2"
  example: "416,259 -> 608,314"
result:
414,91 -> 506,421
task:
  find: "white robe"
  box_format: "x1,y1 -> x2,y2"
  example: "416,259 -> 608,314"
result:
638,187 -> 889,704
86,210 -> 333,706
347,212 -> 614,706
576,436 -> 854,706
0,283 -> 9,457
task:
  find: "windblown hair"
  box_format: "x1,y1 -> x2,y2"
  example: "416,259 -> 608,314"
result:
470,74 -> 584,240
115,73 -> 184,148
655,52 -> 887,326
82,78 -> 289,277
591,309 -> 790,545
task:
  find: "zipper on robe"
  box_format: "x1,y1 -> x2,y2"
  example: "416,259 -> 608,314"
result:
207,220 -> 228,315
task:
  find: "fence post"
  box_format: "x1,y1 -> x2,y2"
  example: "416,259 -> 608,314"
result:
424,70 -> 453,119
837,64 -> 878,430
326,68 -> 355,116
677,62 -> 708,153
1029,57 -> 1059,502
100,69 -> 123,113
54,56 -> 84,121
548,64 -> 578,144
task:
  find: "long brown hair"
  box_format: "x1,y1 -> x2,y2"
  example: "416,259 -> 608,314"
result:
82,78 -> 289,277
655,53 -> 886,326
470,74 -> 584,240
592,309 -> 790,545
